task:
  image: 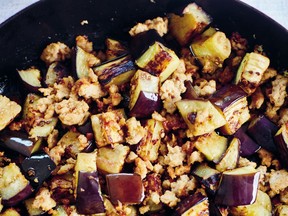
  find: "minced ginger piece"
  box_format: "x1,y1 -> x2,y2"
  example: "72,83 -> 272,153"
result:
0,95 -> 21,131
55,98 -> 89,126
129,17 -> 168,37
40,42 -> 71,65
258,148 -> 274,167
32,187 -> 56,212
103,85 -> 123,106
269,170 -> 288,194
125,117 -> 146,145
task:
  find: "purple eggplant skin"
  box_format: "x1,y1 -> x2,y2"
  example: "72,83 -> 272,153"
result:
234,124 -> 261,157
209,201 -> 228,216
247,115 -> 279,154
182,80 -> 199,100
274,124 -> 288,167
209,84 -> 247,111
106,173 -> 144,205
214,171 -> 260,206
76,171 -> 105,214
2,184 -> 34,206
21,153 -> 56,189
129,91 -> 162,119
129,29 -> 165,60
77,119 -> 93,135
0,130 -> 42,157
173,192 -> 209,216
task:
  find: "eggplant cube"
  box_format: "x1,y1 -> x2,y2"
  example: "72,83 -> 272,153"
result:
176,99 -> 227,136
235,52 -> 270,94
215,137 -> 240,172
0,130 -> 43,157
230,190 -> 272,216
0,163 -> 33,206
192,164 -> 221,195
210,84 -> 250,135
215,166 -> 260,206
17,68 -> 42,92
106,173 -> 144,205
135,42 -> 180,82
190,29 -> 231,73
91,109 -> 126,147
137,119 -> 164,162
194,131 -> 228,163
45,62 -> 69,87
21,153 -> 56,188
274,124 -> 288,166
247,115 -> 278,154
73,46 -> 100,78
0,95 -> 21,131
25,198 -> 45,216
169,3 -> 212,46
173,192 -> 209,216
129,70 -> 161,118
75,151 -> 105,215
94,55 -> 136,87
105,38 -> 128,60
96,144 -> 130,174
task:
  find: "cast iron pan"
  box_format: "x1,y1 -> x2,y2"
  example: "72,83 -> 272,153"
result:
0,0 -> 287,80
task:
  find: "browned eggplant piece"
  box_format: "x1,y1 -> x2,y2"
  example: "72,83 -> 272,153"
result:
209,201 -> 228,216
210,84 -> 250,135
72,46 -> 100,78
234,124 -> 261,157
176,99 -> 226,136
135,41 -> 180,82
75,151 -> 105,214
235,52 -> 270,95
247,115 -> 278,154
229,190 -> 272,216
169,2 -> 212,46
96,144 -> 130,174
194,131 -> 228,163
0,208 -> 21,216
129,70 -> 161,119
191,164 -> 221,195
215,137 -> 240,172
0,163 -> 34,206
24,198 -> 45,216
17,67 -> 42,92
91,109 -> 126,147
0,95 -> 21,131
44,62 -> 69,87
129,29 -> 165,60
173,192 -> 209,216
106,173 -> 144,205
93,55 -> 136,87
274,124 -> 288,166
137,119 -> 163,162
105,38 -> 128,60
214,166 -> 260,206
182,80 -> 199,100
0,130 -> 43,157
21,152 -> 56,188
190,28 -> 231,73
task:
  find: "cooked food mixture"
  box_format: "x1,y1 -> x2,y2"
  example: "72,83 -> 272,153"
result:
1,3 -> 288,215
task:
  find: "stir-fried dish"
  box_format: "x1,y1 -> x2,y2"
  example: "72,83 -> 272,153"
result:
0,3 -> 288,216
